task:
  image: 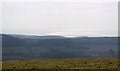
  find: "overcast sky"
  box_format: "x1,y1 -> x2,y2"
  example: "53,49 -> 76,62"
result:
1,1 -> 118,37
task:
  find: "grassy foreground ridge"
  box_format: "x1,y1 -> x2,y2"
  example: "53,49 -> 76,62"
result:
2,58 -> 119,69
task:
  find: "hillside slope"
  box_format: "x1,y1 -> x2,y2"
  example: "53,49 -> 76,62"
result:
2,34 -> 119,60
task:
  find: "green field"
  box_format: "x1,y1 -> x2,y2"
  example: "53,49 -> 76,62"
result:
2,58 -> 119,69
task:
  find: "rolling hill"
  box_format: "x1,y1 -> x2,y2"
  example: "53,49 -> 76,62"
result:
2,34 -> 119,60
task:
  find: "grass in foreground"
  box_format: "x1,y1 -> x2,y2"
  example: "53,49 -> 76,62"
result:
2,58 -> 119,69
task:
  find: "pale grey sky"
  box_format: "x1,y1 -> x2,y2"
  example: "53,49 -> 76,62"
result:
1,1 -> 118,37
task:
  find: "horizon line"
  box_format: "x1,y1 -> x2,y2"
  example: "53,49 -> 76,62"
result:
1,33 -> 119,37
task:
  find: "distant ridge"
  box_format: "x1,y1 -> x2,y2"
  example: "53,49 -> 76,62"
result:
2,34 -> 118,60
6,34 -> 65,39
2,33 -> 119,38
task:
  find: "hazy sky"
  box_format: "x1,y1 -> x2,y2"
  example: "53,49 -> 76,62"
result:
1,1 -> 118,37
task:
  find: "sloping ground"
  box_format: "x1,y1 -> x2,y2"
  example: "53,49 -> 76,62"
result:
2,34 -> 118,60
2,58 -> 119,69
